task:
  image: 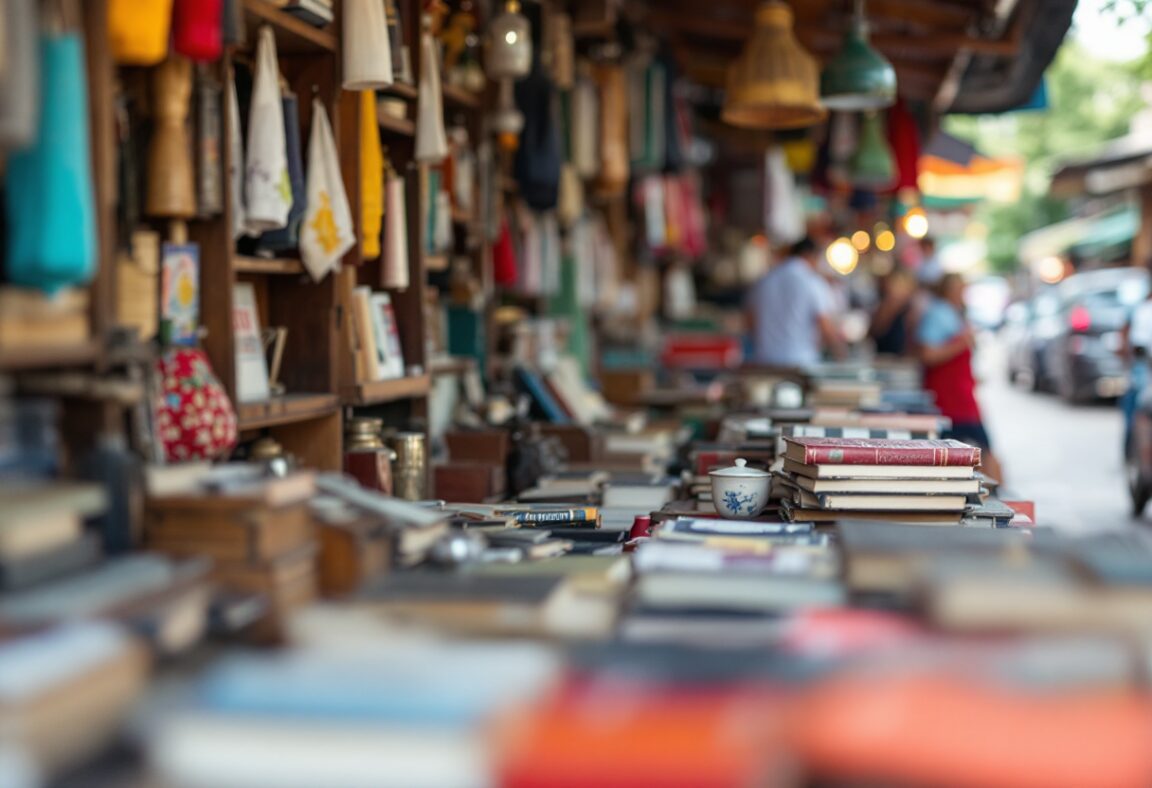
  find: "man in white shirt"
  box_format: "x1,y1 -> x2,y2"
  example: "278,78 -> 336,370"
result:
746,237 -> 846,367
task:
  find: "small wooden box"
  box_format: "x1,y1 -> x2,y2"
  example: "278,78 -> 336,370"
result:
444,430 -> 511,465
317,519 -> 392,599
434,461 -> 506,502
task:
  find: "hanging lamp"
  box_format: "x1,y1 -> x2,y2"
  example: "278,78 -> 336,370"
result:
850,112 -> 896,189
722,1 -> 825,130
821,0 -> 896,111
487,0 -> 532,80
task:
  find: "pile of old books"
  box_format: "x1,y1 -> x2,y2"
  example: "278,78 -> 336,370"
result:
777,437 -> 982,526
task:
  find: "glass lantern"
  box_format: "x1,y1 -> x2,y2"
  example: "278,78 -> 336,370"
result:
487,0 -> 532,80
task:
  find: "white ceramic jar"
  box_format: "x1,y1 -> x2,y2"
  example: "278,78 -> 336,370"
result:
709,458 -> 771,519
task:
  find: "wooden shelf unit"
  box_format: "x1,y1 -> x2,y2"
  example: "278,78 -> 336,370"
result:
242,0 -> 337,53
233,256 -> 308,276
441,83 -> 483,111
380,82 -> 419,101
236,393 -> 340,430
342,375 -> 431,406
0,339 -> 103,373
377,112 -> 416,138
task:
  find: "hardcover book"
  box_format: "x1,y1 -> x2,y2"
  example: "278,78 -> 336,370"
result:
232,283 -> 270,403
783,458 -> 976,480
783,437 -> 981,467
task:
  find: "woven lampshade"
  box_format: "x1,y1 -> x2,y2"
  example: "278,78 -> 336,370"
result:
722,2 -> 826,130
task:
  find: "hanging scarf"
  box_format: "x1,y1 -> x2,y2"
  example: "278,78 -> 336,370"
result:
415,30 -> 448,163
300,99 -> 354,281
226,65 -> 247,240
244,26 -> 291,233
360,90 -> 384,259
0,0 -> 38,149
381,171 -> 409,289
5,26 -> 97,291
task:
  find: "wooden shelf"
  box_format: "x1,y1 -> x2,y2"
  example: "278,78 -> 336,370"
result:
441,84 -> 482,111
377,112 -> 415,138
343,374 -> 430,406
425,254 -> 450,272
242,0 -> 337,53
233,255 -> 307,276
380,82 -> 418,100
237,393 -> 339,430
430,356 -> 476,377
0,339 -> 101,372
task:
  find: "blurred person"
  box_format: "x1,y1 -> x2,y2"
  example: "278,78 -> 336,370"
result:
917,273 -> 1004,482
869,268 -> 917,356
917,236 -> 942,285
1121,284 -> 1152,447
746,237 -> 846,367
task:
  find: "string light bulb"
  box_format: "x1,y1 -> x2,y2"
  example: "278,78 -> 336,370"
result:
904,207 -> 929,239
875,230 -> 896,252
827,237 -> 859,275
851,230 -> 871,251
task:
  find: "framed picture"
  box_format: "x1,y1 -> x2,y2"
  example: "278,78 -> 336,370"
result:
161,243 -> 200,346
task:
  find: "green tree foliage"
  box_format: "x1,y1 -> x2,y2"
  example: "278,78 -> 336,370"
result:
945,39 -> 1145,273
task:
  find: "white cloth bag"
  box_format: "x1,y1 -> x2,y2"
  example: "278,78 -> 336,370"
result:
300,99 -> 355,281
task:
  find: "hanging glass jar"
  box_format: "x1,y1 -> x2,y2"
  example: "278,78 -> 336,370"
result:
486,0 -> 531,80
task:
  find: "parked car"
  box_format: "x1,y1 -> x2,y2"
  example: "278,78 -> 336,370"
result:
1043,267 -> 1150,403
1003,290 -> 1062,391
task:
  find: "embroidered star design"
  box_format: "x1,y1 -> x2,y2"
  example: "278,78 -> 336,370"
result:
309,192 -> 341,254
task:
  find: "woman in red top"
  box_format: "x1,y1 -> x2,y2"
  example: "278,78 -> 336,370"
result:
916,274 -> 1003,483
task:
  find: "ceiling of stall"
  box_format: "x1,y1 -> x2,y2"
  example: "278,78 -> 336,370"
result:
625,0 -> 1076,114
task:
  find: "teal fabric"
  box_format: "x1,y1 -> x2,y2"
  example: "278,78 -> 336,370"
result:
5,32 -> 96,292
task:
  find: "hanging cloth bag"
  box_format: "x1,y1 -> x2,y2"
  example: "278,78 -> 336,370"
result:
4,22 -> 97,291
415,31 -> 448,163
300,99 -> 355,281
244,26 -> 291,233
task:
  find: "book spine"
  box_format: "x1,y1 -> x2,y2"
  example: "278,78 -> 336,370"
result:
801,445 -> 980,466
496,508 -> 600,525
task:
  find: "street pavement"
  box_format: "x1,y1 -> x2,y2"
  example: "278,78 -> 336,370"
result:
976,334 -> 1137,535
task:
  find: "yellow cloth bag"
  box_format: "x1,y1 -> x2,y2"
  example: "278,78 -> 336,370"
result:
108,0 -> 174,66
360,90 -> 384,260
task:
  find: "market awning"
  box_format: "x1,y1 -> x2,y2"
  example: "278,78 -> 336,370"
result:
1018,205 -> 1139,263
918,153 -> 1025,204
1050,133 -> 1152,198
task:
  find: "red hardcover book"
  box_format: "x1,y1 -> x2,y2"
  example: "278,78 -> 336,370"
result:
783,437 -> 980,467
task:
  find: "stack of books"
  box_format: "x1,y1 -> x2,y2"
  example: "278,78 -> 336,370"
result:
0,622 -> 149,784
620,518 -> 839,646
808,379 -> 882,409
777,437 -> 982,525
0,482 -> 106,592
145,468 -> 320,640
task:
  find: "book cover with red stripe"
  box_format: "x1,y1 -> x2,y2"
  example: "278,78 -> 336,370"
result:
783,437 -> 981,467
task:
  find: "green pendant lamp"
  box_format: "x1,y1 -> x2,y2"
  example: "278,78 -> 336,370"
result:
850,112 -> 896,189
722,2 -> 826,130
821,0 -> 896,111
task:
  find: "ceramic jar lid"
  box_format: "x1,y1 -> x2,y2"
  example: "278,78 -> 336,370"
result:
708,458 -> 770,478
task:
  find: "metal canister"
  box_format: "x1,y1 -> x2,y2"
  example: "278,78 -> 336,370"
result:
390,431 -> 428,501
346,417 -> 386,451
344,417 -> 393,493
